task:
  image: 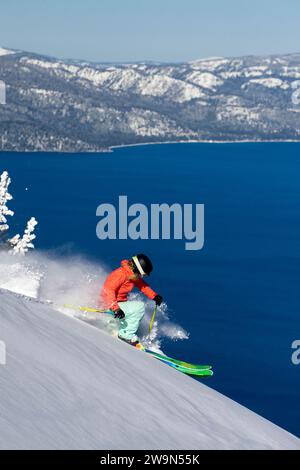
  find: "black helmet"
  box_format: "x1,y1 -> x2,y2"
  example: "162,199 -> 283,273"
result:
132,254 -> 153,276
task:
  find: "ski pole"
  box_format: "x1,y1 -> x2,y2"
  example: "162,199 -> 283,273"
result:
63,304 -> 114,315
149,304 -> 157,334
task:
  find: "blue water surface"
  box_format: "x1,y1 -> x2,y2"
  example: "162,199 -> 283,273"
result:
1,142 -> 299,437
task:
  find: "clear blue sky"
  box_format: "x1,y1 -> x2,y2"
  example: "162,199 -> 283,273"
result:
1,0 -> 299,62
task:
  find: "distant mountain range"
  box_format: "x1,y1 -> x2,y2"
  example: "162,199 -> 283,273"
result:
0,46 -> 300,152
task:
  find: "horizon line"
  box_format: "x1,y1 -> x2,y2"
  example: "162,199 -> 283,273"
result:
1,45 -> 300,65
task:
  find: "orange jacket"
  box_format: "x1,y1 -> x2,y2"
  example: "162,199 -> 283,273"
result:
101,259 -> 157,311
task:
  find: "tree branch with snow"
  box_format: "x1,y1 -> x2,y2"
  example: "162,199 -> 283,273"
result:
8,217 -> 38,255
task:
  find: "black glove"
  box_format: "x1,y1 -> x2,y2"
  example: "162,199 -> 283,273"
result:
114,308 -> 125,319
154,294 -> 163,306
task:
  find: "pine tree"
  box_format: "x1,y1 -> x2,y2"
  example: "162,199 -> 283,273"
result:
0,170 -> 38,254
0,171 -> 14,233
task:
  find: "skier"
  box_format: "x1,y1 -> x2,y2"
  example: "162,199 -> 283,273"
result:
101,254 -> 163,348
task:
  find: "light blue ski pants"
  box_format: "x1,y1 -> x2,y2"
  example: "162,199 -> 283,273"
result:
116,301 -> 145,340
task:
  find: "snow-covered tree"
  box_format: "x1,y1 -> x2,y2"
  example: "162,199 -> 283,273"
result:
0,171 -> 14,233
8,217 -> 38,255
0,170 -> 38,254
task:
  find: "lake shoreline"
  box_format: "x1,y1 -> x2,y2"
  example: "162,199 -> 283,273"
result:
1,139 -> 300,155
109,139 -> 300,152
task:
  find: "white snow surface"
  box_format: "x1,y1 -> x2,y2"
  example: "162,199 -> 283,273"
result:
136,75 -> 205,102
186,71 -> 223,91
189,57 -> 230,71
242,78 -> 290,90
0,257 -> 300,449
0,47 -> 16,57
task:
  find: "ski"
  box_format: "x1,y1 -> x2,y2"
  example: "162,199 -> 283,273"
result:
147,353 -> 213,376
145,349 -> 212,371
171,366 -> 213,377
117,341 -> 213,376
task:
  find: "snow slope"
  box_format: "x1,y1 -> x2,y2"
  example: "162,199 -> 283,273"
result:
0,288 -> 299,450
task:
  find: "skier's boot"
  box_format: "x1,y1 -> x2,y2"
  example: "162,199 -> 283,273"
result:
118,335 -> 145,351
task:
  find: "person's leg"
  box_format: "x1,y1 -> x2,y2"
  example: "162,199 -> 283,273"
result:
117,301 -> 145,340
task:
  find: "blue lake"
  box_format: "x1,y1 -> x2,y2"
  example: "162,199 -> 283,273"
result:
1,142 -> 300,437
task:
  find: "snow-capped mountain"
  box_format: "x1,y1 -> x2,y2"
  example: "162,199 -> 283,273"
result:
0,47 -> 300,152
1,286 -> 300,449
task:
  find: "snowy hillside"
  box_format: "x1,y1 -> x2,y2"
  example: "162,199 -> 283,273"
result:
0,47 -> 16,57
1,49 -> 300,151
0,287 -> 299,449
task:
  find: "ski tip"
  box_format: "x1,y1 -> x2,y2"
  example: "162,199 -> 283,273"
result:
186,370 -> 214,377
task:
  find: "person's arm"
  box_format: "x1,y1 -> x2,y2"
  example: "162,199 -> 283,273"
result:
135,278 -> 158,300
101,268 -> 126,312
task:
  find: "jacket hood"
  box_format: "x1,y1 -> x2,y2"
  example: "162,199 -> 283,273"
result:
121,259 -> 133,274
